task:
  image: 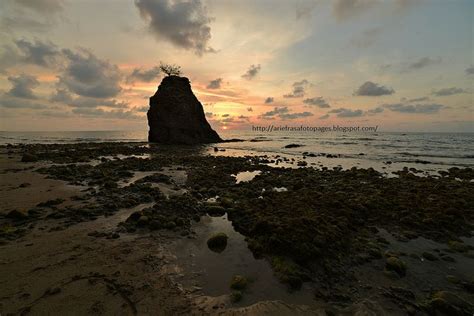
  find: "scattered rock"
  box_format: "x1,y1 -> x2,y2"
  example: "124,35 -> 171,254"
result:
137,216 -> 150,227
6,210 -> 28,221
448,241 -> 471,253
45,287 -> 61,296
230,275 -> 248,290
206,205 -> 226,217
207,233 -> 228,253
230,291 -> 243,303
385,257 -> 407,277
422,252 -> 438,261
429,291 -> 473,315
21,153 -> 38,162
283,144 -> 304,149
37,198 -> 65,207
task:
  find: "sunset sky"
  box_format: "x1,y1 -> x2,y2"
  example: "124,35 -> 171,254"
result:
0,0 -> 472,132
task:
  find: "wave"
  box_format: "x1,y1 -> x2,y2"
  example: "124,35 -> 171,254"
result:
398,152 -> 474,159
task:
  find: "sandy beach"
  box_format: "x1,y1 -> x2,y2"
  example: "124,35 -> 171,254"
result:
0,142 -> 473,315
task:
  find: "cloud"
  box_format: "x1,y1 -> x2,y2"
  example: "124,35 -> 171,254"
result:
319,114 -> 330,120
280,111 -> 313,120
332,0 -> 377,21
407,96 -> 429,102
6,74 -> 39,99
0,0 -> 64,33
329,108 -> 364,117
127,66 -> 161,83
206,78 -> 222,89
377,63 -> 392,74
351,27 -> 382,48
0,94 -> 48,109
50,88 -> 73,103
15,0 -> 64,15
264,97 -> 274,104
72,107 -> 140,119
432,87 -> 466,97
14,38 -> 60,67
205,112 -> 214,117
295,1 -> 318,20
247,107 -> 253,112
466,65 -> 474,75
134,0 -> 215,56
241,64 -> 261,80
59,48 -> 122,98
407,57 -> 441,70
354,81 -> 394,96
67,97 -> 129,109
134,106 -> 149,112
259,106 -> 289,118
259,106 -> 313,120
384,103 -> 444,114
366,106 -> 384,115
283,79 -> 310,98
303,97 -> 330,108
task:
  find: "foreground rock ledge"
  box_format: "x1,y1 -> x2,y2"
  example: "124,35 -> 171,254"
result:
147,75 -> 222,144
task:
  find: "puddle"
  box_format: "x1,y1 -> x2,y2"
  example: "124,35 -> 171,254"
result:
118,171 -> 156,188
169,214 -> 316,307
375,228 -> 474,288
233,171 -> 261,184
117,167 -> 187,189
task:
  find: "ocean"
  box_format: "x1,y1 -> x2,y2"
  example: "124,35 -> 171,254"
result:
1,130 -> 473,173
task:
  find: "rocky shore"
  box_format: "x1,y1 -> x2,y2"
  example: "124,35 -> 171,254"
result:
1,142 -> 473,315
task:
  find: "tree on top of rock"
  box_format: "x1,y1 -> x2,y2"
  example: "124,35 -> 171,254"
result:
160,62 -> 182,76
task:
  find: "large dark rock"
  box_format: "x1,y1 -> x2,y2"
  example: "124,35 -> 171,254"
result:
147,76 -> 222,144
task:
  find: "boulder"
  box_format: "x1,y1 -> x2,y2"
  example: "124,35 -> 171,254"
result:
230,275 -> 248,290
21,153 -> 38,162
207,232 -> 228,252
429,291 -> 473,315
385,257 -> 406,276
147,76 -> 222,144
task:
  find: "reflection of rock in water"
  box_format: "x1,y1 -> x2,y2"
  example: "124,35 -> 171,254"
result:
147,76 -> 222,144
169,214 -> 316,307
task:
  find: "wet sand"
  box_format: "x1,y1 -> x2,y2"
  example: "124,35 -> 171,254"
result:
0,142 -> 473,315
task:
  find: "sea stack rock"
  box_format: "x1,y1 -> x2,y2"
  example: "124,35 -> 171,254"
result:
147,76 -> 222,144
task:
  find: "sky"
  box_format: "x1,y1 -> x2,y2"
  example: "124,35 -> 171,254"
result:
0,0 -> 472,132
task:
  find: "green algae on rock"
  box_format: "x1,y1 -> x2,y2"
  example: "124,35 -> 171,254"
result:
207,232 -> 228,253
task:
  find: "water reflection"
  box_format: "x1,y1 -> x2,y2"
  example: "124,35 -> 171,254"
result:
169,214 -> 316,307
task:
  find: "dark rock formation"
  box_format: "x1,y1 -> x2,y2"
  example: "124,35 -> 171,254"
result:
147,76 -> 222,144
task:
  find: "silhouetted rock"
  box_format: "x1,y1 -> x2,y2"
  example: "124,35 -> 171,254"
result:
21,153 -> 38,162
147,76 -> 222,144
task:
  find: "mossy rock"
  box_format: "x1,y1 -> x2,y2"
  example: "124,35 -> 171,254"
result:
230,290 -> 243,303
422,252 -> 438,261
206,205 -> 226,217
230,275 -> 248,290
207,232 -> 228,253
6,210 -> 28,221
21,153 -> 38,162
137,215 -> 149,226
219,197 -> 234,208
448,241 -> 471,253
126,211 -> 142,222
446,275 -> 460,284
429,291 -> 473,315
271,256 -> 307,289
385,257 -> 406,277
